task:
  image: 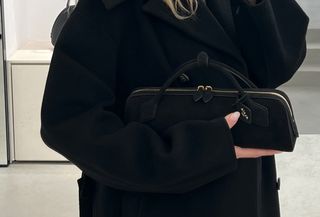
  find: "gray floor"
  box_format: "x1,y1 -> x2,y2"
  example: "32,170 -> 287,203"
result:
0,135 -> 319,217
276,134 -> 320,217
0,163 -> 81,217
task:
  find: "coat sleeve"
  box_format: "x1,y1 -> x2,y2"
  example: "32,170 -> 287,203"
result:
40,1 -> 238,194
231,0 -> 309,88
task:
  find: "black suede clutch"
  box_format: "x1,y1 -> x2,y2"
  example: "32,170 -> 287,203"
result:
124,51 -> 299,152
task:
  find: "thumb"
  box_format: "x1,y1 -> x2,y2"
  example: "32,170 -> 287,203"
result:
224,111 -> 240,129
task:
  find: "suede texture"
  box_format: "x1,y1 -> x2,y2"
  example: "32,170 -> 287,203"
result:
125,87 -> 298,152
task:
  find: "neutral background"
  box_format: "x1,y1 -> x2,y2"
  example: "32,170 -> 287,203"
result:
3,0 -> 320,57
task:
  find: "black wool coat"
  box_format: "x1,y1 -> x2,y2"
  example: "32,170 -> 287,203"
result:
40,0 -> 309,216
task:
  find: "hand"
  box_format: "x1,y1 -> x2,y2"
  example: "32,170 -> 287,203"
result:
224,111 -> 283,159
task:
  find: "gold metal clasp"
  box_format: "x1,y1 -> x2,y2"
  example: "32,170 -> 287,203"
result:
204,85 -> 213,91
197,85 -> 205,91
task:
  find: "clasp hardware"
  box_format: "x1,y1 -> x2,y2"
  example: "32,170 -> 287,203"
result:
194,85 -> 214,103
240,107 -> 249,120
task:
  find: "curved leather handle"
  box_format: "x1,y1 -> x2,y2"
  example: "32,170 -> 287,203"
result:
139,51 -> 259,123
176,51 -> 258,89
156,51 -> 254,100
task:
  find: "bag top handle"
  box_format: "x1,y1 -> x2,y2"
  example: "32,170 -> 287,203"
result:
155,51 -> 254,100
139,51 -> 256,123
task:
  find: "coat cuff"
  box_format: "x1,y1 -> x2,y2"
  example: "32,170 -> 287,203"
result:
160,116 -> 238,193
211,116 -> 238,164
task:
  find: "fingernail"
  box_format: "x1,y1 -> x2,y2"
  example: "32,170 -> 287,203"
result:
231,111 -> 240,120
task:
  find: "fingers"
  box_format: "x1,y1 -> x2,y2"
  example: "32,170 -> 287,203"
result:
234,146 -> 283,159
225,111 -> 240,129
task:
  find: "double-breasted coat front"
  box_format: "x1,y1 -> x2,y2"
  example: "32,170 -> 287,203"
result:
40,0 -> 309,216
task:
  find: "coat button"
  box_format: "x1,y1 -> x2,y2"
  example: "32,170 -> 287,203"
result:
179,73 -> 190,83
276,177 -> 281,190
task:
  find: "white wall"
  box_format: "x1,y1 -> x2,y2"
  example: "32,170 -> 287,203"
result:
2,0 -> 319,59
3,0 -> 77,58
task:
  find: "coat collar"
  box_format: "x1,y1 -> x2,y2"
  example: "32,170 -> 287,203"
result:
101,0 -> 246,67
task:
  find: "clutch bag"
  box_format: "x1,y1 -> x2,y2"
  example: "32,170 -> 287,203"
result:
124,51 -> 299,152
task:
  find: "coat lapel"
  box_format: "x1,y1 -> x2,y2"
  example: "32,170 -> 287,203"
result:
206,0 -> 237,43
142,0 -> 245,66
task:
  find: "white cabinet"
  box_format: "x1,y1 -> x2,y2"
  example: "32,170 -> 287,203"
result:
8,47 -> 67,161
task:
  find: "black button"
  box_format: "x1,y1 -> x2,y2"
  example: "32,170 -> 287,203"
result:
276,177 -> 280,190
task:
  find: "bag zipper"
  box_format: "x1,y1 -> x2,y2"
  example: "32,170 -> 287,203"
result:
129,85 -> 294,118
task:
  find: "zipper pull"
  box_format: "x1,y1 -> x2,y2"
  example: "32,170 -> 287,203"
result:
202,85 -> 214,103
193,85 -> 205,102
